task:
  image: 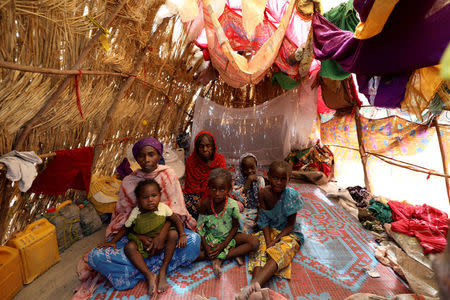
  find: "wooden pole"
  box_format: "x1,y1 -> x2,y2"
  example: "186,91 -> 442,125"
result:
354,107 -> 372,193
92,18 -> 170,167
12,0 -> 129,150
434,118 -> 450,205
326,144 -> 450,178
0,60 -> 172,98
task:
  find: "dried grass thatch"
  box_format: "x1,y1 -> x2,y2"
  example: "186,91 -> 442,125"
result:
0,0 -> 285,243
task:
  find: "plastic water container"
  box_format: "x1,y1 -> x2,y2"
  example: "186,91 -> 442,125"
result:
7,218 -> 60,284
0,246 -> 23,299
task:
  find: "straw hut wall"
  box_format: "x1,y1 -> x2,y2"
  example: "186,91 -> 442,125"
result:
0,0 -> 284,243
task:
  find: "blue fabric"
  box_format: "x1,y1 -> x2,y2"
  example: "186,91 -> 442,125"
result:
258,187 -> 304,243
88,229 -> 201,290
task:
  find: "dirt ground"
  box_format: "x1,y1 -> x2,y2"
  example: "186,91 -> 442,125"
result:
13,226 -> 106,300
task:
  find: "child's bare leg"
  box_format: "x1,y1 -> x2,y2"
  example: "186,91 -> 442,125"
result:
124,241 -> 156,296
252,266 -> 262,278
195,249 -> 207,262
226,233 -> 259,263
158,229 -> 178,293
251,257 -> 278,287
212,258 -> 223,277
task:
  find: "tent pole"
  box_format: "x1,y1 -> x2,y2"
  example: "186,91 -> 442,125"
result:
354,107 -> 372,193
92,18 -> 170,168
12,0 -> 129,151
434,118 -> 450,204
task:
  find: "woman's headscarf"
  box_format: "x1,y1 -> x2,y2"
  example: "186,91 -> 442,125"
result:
131,137 -> 165,165
235,153 -> 260,208
184,131 -> 226,195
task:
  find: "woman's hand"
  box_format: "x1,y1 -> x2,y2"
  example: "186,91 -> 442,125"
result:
177,234 -> 187,248
97,241 -> 117,250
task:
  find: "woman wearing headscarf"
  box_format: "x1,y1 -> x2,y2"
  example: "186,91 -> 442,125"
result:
77,137 -> 200,294
184,131 -> 226,219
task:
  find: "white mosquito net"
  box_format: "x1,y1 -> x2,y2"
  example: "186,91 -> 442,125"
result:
191,82 -> 318,166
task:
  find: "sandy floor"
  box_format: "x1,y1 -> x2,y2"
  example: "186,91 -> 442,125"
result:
14,226 -> 106,300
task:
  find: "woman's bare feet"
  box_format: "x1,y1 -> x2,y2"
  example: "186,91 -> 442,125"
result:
235,256 -> 244,266
146,272 -> 157,296
157,270 -> 170,293
212,259 -> 223,278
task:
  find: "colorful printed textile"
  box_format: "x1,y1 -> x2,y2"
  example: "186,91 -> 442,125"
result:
188,0 -> 313,81
197,198 -> 240,260
200,0 -> 298,87
85,182 -> 412,299
88,230 -> 200,290
241,208 -> 258,233
248,228 -> 300,279
285,143 -> 334,178
388,201 -> 449,254
184,131 -> 226,196
184,193 -> 201,220
30,147 -> 93,195
258,187 -> 304,242
321,113 -> 433,156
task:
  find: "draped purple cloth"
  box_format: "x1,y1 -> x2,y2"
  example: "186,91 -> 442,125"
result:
352,0 -> 375,22
313,0 -> 450,107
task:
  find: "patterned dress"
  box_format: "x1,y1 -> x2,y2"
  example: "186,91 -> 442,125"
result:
248,187 -> 304,279
231,175 -> 265,233
197,198 -> 241,260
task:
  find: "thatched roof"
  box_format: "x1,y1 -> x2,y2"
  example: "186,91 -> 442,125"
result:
0,0 -> 285,242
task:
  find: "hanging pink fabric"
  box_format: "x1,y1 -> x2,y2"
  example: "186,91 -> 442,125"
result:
188,0 -> 310,87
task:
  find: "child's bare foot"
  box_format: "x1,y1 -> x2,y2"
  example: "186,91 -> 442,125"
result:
212,259 -> 222,278
235,282 -> 261,300
157,271 -> 170,293
146,272 -> 157,296
235,256 -> 244,266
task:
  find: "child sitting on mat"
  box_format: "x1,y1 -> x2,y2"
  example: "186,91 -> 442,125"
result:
197,168 -> 259,277
238,161 -> 304,299
231,153 -> 265,233
98,179 -> 187,296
